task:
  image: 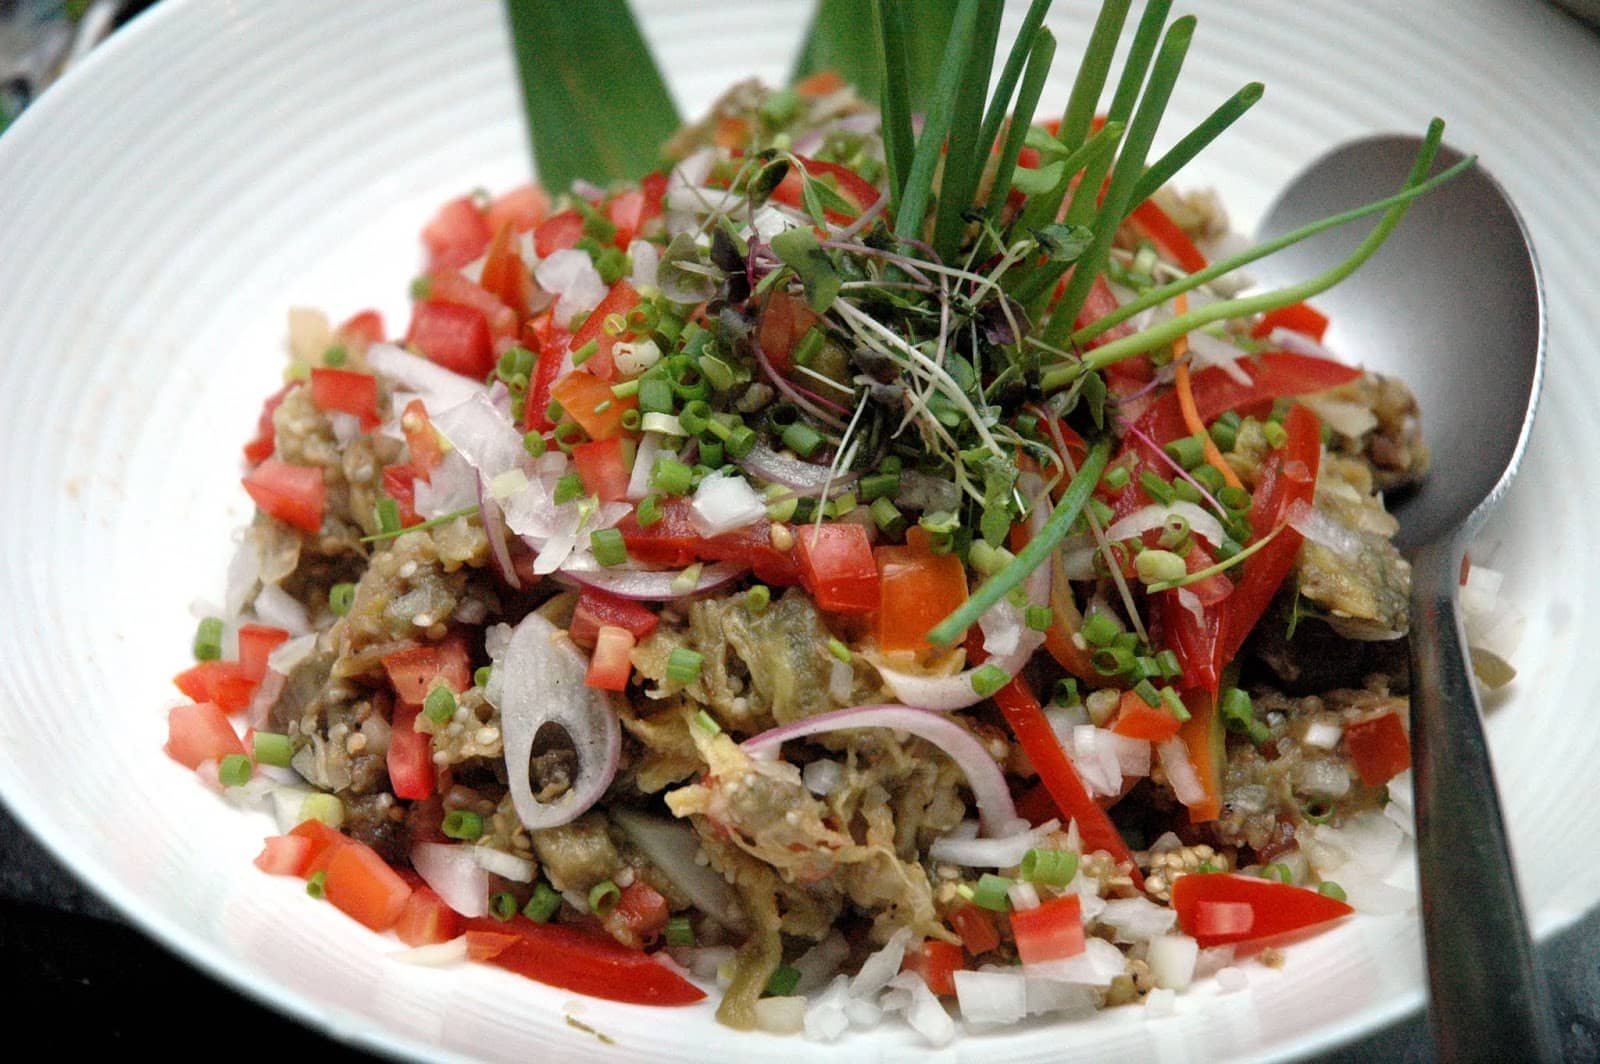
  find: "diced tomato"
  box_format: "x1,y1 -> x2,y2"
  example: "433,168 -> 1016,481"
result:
323,839 -> 414,932
573,437 -> 633,502
794,523 -> 880,614
614,498 -> 801,586
1010,894 -> 1086,965
606,189 -> 648,249
1251,301 -> 1329,343
422,196 -> 491,272
400,399 -> 445,479
381,632 -> 474,703
484,183 -> 550,236
387,703 -> 434,800
242,383 -> 293,465
395,886 -> 463,947
254,834 -> 314,877
534,208 -> 585,258
1345,710 -> 1411,787
640,171 -> 669,219
381,464 -> 423,528
949,902 -> 1001,956
756,291 -> 821,374
466,929 -> 520,961
309,367 -> 381,430
1110,689 -> 1183,742
770,155 -> 882,225
794,70 -> 845,97
585,625 -> 636,692
164,701 -> 246,769
605,881 -> 670,943
407,300 -> 496,379
236,623 -> 290,683
464,916 -> 705,1005
478,223 -> 535,320
288,818 -> 348,870
523,312 -> 569,432
242,459 -> 326,534
874,533 -> 969,653
569,587 -> 659,649
568,280 -> 641,382
173,662 -> 257,715
335,309 -> 386,347
426,269 -> 518,341
1171,872 -> 1353,948
549,371 -> 636,441
902,939 -> 963,997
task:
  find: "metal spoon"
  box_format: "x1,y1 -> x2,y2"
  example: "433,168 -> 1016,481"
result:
1254,136 -> 1559,1061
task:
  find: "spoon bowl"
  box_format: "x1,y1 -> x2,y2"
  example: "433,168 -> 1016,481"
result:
1255,137 -> 1556,1060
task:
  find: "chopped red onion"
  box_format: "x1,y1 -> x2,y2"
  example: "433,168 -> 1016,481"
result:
557,560 -> 745,600
535,248 -> 607,323
476,488 -> 521,590
1097,896 -> 1178,943
414,451 -> 479,519
1303,719 -> 1344,750
1157,736 -> 1207,809
366,344 -> 483,414
690,470 -> 766,535
411,841 -> 490,917
493,612 -> 620,830
743,705 -> 1016,834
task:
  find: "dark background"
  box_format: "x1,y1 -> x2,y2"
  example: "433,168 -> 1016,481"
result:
3,1 -> 1598,1059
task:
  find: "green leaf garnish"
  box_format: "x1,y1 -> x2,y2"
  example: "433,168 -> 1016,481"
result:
771,227 -> 841,313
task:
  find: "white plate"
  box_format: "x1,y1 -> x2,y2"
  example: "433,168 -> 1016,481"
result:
1,1 -> 1596,1060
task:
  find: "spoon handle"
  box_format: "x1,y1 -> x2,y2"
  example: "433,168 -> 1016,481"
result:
1408,541 -> 1561,1062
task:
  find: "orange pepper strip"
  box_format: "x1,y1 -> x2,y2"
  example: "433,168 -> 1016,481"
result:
1170,294 -> 1245,492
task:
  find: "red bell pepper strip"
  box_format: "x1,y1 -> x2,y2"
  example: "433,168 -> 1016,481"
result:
1250,301 -> 1329,343
1171,872 -> 1353,948
991,675 -> 1145,889
1176,688 -> 1226,823
1127,198 -> 1209,274
463,915 -> 706,1005
1345,710 -> 1412,787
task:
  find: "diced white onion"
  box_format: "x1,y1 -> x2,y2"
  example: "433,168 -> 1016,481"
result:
1024,976 -> 1098,1018
928,819 -> 1061,869
411,842 -> 490,917
269,785 -> 316,832
367,343 -> 483,415
1157,737 -> 1207,809
803,758 -> 842,797
266,632 -> 317,674
470,845 -> 536,883
534,248 -> 607,324
803,975 -> 851,1042
844,996 -> 883,1029
1098,896 -> 1178,943
613,338 -> 662,376
1303,719 -> 1344,750
849,927 -> 912,999
1023,936 -> 1127,986
754,996 -> 808,1035
1008,881 -> 1041,911
1301,393 -> 1379,439
1144,987 -> 1178,1018
1300,810 -> 1404,878
1105,501 -> 1228,551
1146,934 -> 1199,990
1287,500 -> 1368,561
627,239 -> 659,291
887,972 -> 956,1046
1291,758 -> 1351,798
253,583 -> 309,636
828,658 -> 853,702
954,969 -> 1028,1026
328,410 -> 362,444
627,432 -> 668,502
223,536 -> 262,619
1185,329 -> 1253,385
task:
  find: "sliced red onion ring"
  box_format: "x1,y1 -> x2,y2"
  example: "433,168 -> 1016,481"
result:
557,560 -> 746,601
494,612 -> 621,830
366,344 -> 483,414
476,482 -> 521,589
611,808 -> 747,932
742,705 -> 1016,835
411,841 -> 489,918
736,443 -> 859,494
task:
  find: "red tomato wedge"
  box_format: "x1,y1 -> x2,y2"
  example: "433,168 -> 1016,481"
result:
1010,893 -> 1087,965
381,464 -> 424,528
242,459 -> 326,534
408,299 -> 496,380
1345,710 -> 1412,787
164,701 -> 246,769
396,886 -> 463,947
902,939 -> 964,996
323,839 -> 414,932
770,155 -> 882,224
236,623 -> 290,683
478,223 -> 535,321
381,633 -> 473,703
309,367 -> 380,430
794,523 -> 880,614
427,269 -> 518,341
1171,872 -> 1354,948
1251,301 -> 1329,343
336,309 -> 386,347
254,834 -> 314,877
422,196 -> 491,272
568,280 -> 641,382
288,818 -> 348,869
463,916 -> 706,1005
173,661 -> 257,714
534,208 -> 586,259
604,881 -> 670,943
387,703 -> 434,800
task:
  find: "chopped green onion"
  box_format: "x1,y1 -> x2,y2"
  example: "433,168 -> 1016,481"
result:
474,665 -> 492,687
692,708 -> 721,736
218,754 -> 253,788
970,663 -> 1010,699
523,430 -> 548,457
870,497 -> 907,536
667,647 -> 704,685
375,497 -> 401,535
590,528 -> 628,567
1102,465 -> 1131,491
491,891 -> 520,922
826,638 -> 852,664
300,793 -> 345,829
1195,860 -> 1222,875
1155,649 -> 1182,678
1025,605 -> 1054,631
1052,678 -> 1081,706
1135,548 -> 1187,584
1317,880 -> 1347,902
665,914 -> 696,947
860,471 -> 901,502
764,964 -> 802,998
1019,847 -> 1079,887
442,809 -> 484,840
424,685 -> 457,725
1159,686 -> 1190,721
306,870 -> 328,899
1138,470 -> 1175,506
1093,645 -> 1137,676
638,377 -> 675,415
329,582 -> 356,616
972,873 -> 1013,911
636,493 -> 664,528
523,881 -> 562,922
744,585 -> 771,613
253,731 -> 293,768
1164,434 -> 1206,470
587,880 -> 621,916
1081,610 -> 1121,647
554,473 -> 586,505
651,458 -> 694,496
1132,679 -> 1161,708
780,421 -> 826,458
192,617 -> 225,661
1261,862 -> 1293,885
571,339 -> 600,367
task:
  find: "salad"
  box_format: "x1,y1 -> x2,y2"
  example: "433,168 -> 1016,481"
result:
160,1 -> 1497,1045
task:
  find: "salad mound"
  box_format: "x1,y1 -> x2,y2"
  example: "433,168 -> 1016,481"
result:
161,12 -> 1502,1044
